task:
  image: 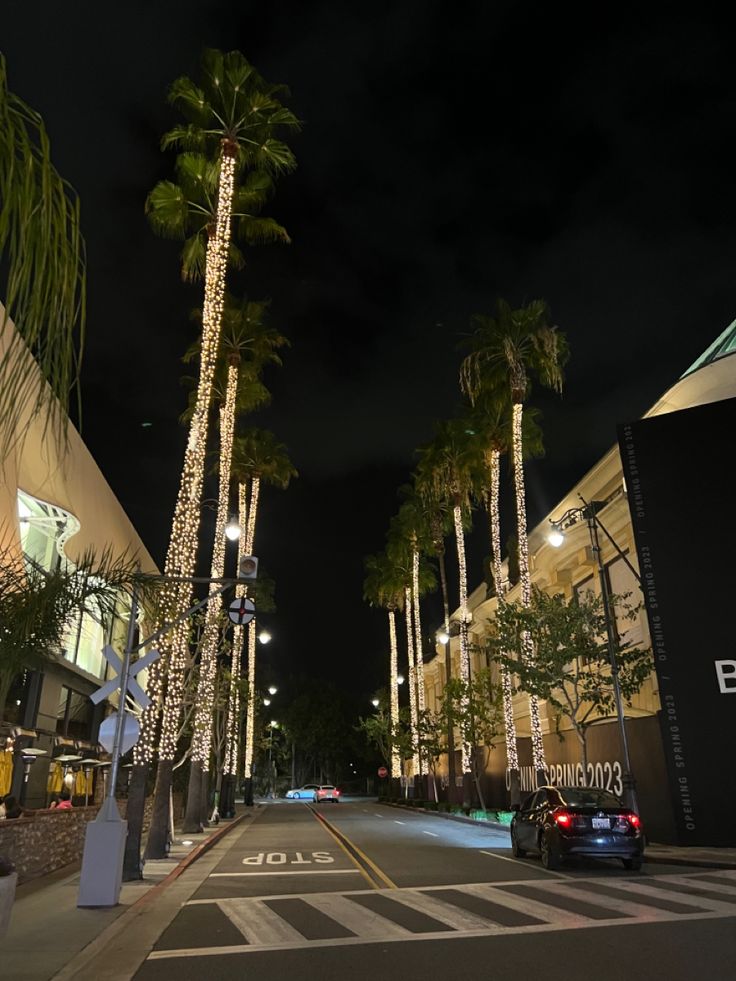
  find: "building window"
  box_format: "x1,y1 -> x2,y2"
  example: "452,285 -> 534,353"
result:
56,686 -> 93,740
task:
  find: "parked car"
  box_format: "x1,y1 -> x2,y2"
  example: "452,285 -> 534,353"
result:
285,783 -> 320,800
510,785 -> 644,870
314,784 -> 341,803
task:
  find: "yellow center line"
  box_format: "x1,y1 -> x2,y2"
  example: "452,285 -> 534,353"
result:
309,808 -> 397,890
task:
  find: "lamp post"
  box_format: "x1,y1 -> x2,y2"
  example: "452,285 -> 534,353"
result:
268,720 -> 278,799
436,628 -> 458,802
548,496 -> 640,813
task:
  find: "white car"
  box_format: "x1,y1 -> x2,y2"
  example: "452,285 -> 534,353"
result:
286,783 -> 320,800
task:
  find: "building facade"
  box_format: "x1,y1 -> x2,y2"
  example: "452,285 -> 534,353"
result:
421,321 -> 736,844
1,305 -> 158,807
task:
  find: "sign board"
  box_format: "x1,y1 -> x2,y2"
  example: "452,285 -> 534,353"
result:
229,596 -> 255,625
617,397 -> 736,846
98,712 -> 140,755
377,766 -> 388,779
90,646 -> 159,710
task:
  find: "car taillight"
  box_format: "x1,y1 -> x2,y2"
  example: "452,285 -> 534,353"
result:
335,789 -> 340,795
553,809 -> 572,828
627,812 -> 641,829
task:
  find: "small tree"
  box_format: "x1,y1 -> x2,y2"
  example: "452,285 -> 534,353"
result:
441,667 -> 504,811
416,707 -> 447,801
489,586 -> 652,781
357,695 -> 414,790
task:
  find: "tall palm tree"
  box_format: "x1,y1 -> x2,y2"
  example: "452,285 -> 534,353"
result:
460,298 -> 568,785
0,54 -> 85,454
182,298 -> 287,832
415,420 -> 485,796
131,49 -> 297,866
363,552 -> 406,782
225,429 -> 297,803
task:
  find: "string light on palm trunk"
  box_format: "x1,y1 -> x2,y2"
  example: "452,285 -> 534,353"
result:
389,610 -> 401,780
404,586 -> 420,775
511,401 -> 546,778
489,447 -> 520,773
154,148 -> 236,765
192,367 -> 238,771
412,548 -> 426,715
452,503 -> 472,773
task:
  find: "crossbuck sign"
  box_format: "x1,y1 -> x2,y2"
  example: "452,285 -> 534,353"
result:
90,645 -> 160,711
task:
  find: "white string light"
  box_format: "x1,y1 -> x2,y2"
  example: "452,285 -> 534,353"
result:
511,401 -> 546,777
389,609 -> 401,780
453,503 -> 472,774
404,586 -> 420,775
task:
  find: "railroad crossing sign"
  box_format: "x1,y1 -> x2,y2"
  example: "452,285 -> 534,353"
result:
377,766 -> 388,779
90,646 -> 160,711
229,596 -> 255,625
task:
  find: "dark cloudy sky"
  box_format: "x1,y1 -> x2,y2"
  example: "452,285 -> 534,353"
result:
3,4 -> 734,697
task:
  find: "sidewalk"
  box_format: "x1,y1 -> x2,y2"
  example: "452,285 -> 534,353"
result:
1,805 -> 255,981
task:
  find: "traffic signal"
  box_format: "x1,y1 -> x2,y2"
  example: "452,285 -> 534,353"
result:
238,555 -> 259,580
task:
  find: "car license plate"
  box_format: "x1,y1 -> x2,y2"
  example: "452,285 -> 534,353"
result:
592,817 -> 610,829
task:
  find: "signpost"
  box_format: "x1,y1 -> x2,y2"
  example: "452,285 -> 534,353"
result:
78,592 -> 159,908
377,766 -> 388,779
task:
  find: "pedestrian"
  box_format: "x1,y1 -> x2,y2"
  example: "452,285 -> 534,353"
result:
56,789 -> 73,811
48,793 -> 60,809
1,795 -> 23,819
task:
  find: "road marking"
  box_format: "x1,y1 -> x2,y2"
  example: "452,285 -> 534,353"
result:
374,813 -> 383,818
309,805 -> 397,889
395,820 -> 406,825
479,850 -> 571,879
151,871 -> 736,960
423,831 -> 439,837
209,870 -> 362,878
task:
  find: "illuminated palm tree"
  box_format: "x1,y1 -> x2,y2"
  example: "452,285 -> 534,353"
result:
415,420 -> 484,795
0,55 -> 85,455
363,552 -> 406,782
225,429 -> 296,805
183,298 -> 287,832
130,49 -> 297,867
460,299 -> 568,785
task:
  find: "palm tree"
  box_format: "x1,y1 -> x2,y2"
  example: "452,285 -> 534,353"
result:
225,429 -> 297,806
363,552 -> 406,782
0,55 -> 85,454
415,419 -> 485,799
131,49 -> 297,866
182,298 -> 287,832
460,298 -> 569,785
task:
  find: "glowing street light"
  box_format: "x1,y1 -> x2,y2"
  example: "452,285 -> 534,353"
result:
371,698 -> 380,708
396,674 -> 405,685
258,629 -> 272,645
268,685 -> 278,696
224,517 -> 241,541
437,630 -> 450,645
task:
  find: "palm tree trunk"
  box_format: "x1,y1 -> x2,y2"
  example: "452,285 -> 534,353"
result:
436,546 -> 457,801
411,548 -> 426,717
488,448 -> 521,806
404,587 -> 420,778
238,478 -> 260,793
144,148 -> 237,859
452,504 -> 472,777
511,402 -> 547,785
388,610 -> 401,781
183,366 -> 238,833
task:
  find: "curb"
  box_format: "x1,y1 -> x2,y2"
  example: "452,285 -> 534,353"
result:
643,853 -> 736,870
130,809 -> 250,910
380,800 -> 510,834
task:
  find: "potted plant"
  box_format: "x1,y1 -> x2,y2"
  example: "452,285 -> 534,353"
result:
0,853 -> 17,940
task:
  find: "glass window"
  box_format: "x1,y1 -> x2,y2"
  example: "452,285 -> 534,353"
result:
56,685 -> 92,739
559,787 -> 623,808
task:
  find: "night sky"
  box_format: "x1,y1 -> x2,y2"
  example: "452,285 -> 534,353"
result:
3,5 -> 735,700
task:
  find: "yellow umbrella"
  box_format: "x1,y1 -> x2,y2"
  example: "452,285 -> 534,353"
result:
0,750 -> 13,797
47,762 -> 63,795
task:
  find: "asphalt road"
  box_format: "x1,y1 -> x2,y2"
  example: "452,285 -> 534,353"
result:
133,799 -> 736,981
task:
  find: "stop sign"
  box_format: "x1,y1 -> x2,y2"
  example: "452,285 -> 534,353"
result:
377,766 -> 388,779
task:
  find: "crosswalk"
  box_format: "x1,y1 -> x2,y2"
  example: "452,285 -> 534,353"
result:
147,870 -> 736,960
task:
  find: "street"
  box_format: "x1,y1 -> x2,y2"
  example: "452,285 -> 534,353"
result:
133,800 -> 736,980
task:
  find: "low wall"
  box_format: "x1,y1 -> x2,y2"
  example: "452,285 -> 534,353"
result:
0,797 -> 155,884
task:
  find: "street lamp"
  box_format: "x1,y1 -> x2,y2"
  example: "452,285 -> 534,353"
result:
396,674 -> 405,686
548,495 -> 641,813
268,720 -> 278,799
258,629 -> 272,645
224,517 -> 241,541
371,698 -> 380,708
268,685 -> 278,696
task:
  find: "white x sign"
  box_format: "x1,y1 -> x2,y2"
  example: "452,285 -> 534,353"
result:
90,646 -> 160,710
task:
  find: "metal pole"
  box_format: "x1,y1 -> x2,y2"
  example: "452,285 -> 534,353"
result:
268,725 -> 274,799
585,508 -> 639,813
107,590 -> 138,801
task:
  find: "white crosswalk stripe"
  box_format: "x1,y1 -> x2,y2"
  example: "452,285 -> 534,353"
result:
148,871 -> 736,960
